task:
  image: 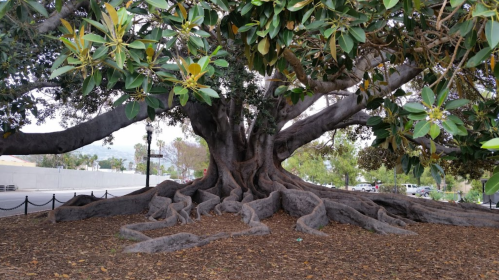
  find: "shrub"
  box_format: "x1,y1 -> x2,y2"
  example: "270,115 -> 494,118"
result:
464,189 -> 481,203
429,190 -> 443,201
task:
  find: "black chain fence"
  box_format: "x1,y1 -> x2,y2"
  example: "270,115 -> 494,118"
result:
0,190 -> 117,215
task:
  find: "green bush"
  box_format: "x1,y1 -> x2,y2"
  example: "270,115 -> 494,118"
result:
429,190 -> 443,201
444,192 -> 457,201
464,189 -> 481,203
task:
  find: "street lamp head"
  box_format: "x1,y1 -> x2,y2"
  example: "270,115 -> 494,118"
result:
145,123 -> 154,134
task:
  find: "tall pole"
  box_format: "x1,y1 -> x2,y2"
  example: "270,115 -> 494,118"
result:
146,123 -> 153,188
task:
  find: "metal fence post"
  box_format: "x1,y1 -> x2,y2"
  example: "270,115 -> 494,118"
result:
52,194 -> 55,210
105,190 -> 108,199
24,196 -> 28,215
74,192 -> 76,197
91,191 -> 94,197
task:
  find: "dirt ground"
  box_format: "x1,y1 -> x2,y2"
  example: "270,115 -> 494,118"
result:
1,209 -> 498,280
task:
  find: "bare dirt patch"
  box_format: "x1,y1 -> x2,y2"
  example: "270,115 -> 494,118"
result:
1,210 -> 498,279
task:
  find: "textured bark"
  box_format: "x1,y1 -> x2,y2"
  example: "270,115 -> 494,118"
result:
29,54 -> 495,253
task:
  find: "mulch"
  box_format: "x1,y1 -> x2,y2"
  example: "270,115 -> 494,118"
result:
1,209 -> 498,280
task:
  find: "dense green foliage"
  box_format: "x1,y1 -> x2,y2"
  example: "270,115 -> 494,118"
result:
1,0 -> 498,184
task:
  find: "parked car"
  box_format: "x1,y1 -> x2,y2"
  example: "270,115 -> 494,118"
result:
402,183 -> 419,195
351,183 -> 374,192
324,184 -> 336,189
415,186 -> 432,197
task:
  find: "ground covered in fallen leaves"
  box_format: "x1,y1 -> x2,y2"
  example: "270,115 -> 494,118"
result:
1,209 -> 498,280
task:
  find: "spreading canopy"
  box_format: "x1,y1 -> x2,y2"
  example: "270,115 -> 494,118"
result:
0,0 -> 498,181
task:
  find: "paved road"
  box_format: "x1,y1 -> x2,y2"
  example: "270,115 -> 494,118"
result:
0,187 -> 145,218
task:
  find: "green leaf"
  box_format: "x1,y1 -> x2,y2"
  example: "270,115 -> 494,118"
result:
251,0 -> 263,6
125,101 -> 140,119
338,33 -> 354,53
404,102 -> 426,113
174,86 -> 188,95
93,69 -> 102,86
444,99 -> 469,110
238,24 -> 257,33
82,76 -> 96,96
241,3 -> 252,15
26,0 -> 48,17
302,8 -> 315,24
447,115 -> 464,125
450,0 -> 465,7
92,46 -> 109,59
413,120 -> 431,138
421,87 -> 435,106
147,106 -> 156,121
145,0 -> 168,9
204,10 -> 218,25
366,116 -> 383,126
430,164 -> 442,185
115,49 -> 126,69
459,20 -> 473,37
0,1 -> 12,19
323,27 -> 336,39
485,20 -> 499,49
113,94 -> 129,107
55,0 -> 63,12
199,88 -> 219,98
90,0 -> 101,20
189,36 -> 205,48
383,0 -> 399,9
179,92 -> 189,106
481,138 -> 499,151
162,30 -> 177,37
442,119 -> 458,135
50,65 -> 75,79
407,112 -> 427,120
83,18 -> 108,33
212,0 -> 229,11
436,88 -> 449,107
258,37 -> 270,55
128,40 -> 146,49
275,85 -> 288,96
145,95 -> 160,108
51,55 -> 69,71
349,27 -> 365,43
213,59 -> 229,67
485,172 -> 499,195
472,3 -> 496,18
305,20 -> 326,30
466,47 -> 492,68
82,34 -> 107,44
429,123 -> 440,139
125,73 -> 145,89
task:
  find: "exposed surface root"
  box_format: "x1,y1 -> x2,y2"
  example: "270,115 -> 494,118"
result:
323,199 -> 415,235
214,186 -> 243,215
47,178 -> 499,253
282,189 -> 329,236
193,190 -> 220,220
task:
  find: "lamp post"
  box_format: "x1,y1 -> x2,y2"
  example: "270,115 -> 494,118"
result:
145,123 -> 153,188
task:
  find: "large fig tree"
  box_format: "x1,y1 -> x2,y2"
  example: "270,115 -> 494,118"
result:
1,0 -> 499,252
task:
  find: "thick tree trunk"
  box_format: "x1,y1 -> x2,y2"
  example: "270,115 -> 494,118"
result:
43,58 -> 498,253
47,130 -> 499,253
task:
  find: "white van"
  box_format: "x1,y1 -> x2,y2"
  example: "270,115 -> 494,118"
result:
402,184 -> 419,195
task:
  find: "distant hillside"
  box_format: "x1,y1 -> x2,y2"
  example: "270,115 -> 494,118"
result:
76,144 -> 134,163
76,144 -> 171,168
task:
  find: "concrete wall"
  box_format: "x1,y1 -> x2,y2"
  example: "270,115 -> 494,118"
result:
0,165 -> 168,190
